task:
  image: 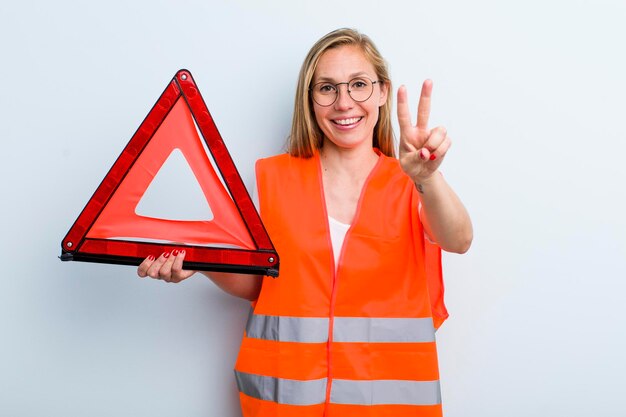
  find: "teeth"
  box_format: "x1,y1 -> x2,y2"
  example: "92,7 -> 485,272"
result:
334,117 -> 361,126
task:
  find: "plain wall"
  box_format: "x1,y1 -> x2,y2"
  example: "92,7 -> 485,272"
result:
1,1 -> 625,416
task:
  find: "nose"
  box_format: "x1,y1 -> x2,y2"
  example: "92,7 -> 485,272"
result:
334,83 -> 354,110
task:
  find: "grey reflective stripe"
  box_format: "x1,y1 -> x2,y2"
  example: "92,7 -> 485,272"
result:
330,379 -> 442,406
235,371 -> 441,407
245,312 -> 329,343
245,311 -> 435,343
234,370 -> 327,406
333,317 -> 435,343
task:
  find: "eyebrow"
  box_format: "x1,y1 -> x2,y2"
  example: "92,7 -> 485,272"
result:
314,72 -> 372,83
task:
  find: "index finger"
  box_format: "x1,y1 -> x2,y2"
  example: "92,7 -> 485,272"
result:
417,79 -> 433,130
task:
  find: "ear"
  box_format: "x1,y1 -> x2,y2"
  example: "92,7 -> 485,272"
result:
378,80 -> 389,106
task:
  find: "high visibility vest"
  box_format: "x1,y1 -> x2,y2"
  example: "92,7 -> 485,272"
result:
235,151 -> 448,417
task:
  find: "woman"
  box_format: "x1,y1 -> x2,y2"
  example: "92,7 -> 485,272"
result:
138,28 -> 472,417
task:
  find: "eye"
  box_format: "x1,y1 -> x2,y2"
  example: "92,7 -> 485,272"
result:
316,83 -> 337,94
350,79 -> 370,90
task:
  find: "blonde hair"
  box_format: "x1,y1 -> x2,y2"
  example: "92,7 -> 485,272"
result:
288,28 -> 395,158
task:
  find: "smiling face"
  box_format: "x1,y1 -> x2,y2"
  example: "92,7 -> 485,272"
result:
312,45 -> 388,153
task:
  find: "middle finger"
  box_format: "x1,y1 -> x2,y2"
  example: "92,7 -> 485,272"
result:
159,252 -> 177,282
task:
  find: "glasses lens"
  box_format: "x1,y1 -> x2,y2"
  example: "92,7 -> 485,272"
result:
348,78 -> 373,102
312,82 -> 337,106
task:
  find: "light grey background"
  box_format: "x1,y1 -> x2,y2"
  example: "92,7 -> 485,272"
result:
1,1 -> 625,416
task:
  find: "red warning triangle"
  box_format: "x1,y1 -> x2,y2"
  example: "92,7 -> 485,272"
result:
61,69 -> 279,276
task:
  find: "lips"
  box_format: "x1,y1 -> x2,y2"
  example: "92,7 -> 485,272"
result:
332,116 -> 363,127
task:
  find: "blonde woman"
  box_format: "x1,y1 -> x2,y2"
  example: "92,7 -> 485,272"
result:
139,28 -> 472,417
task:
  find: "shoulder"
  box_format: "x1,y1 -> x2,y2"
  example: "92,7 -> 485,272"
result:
256,153 -> 317,176
377,153 -> 401,171
256,153 -> 297,168
376,153 -> 413,185
256,153 -> 291,165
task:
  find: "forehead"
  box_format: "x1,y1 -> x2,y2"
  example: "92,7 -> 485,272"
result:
313,45 -> 377,81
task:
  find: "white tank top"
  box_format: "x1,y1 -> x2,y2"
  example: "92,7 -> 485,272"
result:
328,216 -> 350,271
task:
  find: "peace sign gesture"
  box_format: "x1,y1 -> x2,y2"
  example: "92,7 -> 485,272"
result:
397,80 -> 451,182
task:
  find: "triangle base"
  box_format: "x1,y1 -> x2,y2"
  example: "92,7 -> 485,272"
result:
60,253 -> 278,277
61,239 -> 279,277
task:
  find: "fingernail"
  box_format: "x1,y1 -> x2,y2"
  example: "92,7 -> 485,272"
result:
172,250 -> 179,256
181,250 -> 186,255
163,252 -> 170,258
430,154 -> 437,161
420,150 -> 427,160
148,255 -> 155,261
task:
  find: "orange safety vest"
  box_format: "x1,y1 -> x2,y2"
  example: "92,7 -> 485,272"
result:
235,151 -> 448,417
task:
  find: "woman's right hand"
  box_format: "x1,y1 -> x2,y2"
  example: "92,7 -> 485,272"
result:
137,250 -> 197,283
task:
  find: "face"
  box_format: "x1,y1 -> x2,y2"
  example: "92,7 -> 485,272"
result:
311,45 -> 388,152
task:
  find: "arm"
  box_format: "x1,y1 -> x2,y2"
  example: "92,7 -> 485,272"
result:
415,172 -> 472,253
397,81 -> 473,254
199,270 -> 262,301
137,250 -> 262,300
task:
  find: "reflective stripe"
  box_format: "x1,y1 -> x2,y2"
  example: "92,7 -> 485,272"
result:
235,371 -> 441,406
246,311 -> 435,343
333,317 -> 435,343
330,379 -> 442,406
234,370 -> 327,406
245,311 -> 329,343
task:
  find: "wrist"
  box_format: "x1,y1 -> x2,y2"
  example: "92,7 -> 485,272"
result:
413,171 -> 439,185
413,171 -> 441,193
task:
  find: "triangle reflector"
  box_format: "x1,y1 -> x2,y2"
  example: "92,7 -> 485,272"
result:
60,69 -> 279,277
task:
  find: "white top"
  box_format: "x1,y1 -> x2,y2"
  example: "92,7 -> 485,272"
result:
328,216 -> 350,271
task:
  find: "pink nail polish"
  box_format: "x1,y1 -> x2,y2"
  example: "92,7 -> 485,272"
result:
430,154 -> 437,161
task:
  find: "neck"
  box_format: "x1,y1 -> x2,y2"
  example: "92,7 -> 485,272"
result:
319,140 -> 379,178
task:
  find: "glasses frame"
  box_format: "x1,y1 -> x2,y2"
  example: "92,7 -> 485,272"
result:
309,76 -> 381,107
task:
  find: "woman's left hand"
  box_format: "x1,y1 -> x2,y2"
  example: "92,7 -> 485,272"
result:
397,80 -> 451,183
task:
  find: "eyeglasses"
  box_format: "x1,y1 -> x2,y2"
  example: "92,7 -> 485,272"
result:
310,76 -> 380,107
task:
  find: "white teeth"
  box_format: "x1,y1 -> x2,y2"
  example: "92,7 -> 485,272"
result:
334,117 -> 361,126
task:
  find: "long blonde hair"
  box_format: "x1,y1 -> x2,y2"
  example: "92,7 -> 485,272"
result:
288,28 -> 395,158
